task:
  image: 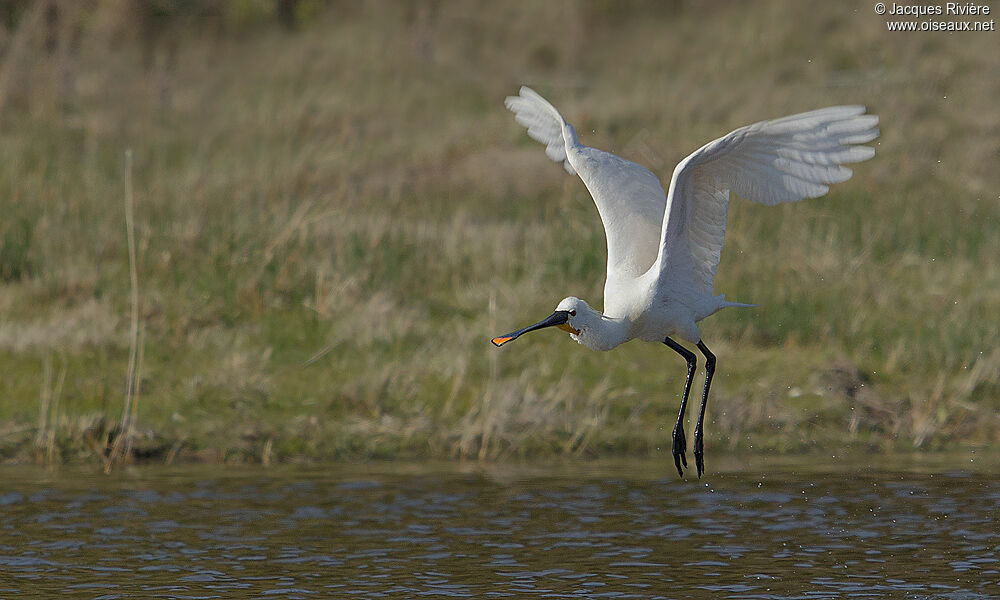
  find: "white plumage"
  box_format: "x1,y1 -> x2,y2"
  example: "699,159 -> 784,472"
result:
494,86 -> 878,477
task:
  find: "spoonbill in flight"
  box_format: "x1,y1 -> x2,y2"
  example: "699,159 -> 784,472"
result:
492,86 -> 878,477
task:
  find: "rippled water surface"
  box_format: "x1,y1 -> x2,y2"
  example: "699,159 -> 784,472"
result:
2,456 -> 999,598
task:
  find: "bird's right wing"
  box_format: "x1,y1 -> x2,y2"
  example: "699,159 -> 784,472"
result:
505,86 -> 579,176
657,106 -> 879,297
506,86 -> 667,279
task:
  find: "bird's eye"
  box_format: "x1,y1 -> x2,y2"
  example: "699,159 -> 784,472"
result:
570,310 -> 577,316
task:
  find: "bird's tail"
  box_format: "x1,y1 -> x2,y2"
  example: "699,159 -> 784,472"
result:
718,294 -> 759,309
504,86 -> 578,175
723,301 -> 760,308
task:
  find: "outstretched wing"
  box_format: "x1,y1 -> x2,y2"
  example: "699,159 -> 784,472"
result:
506,86 -> 666,279
657,106 -> 879,296
505,86 -> 578,176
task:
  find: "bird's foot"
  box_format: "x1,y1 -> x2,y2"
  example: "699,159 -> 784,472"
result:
671,424 -> 688,477
693,427 -> 705,478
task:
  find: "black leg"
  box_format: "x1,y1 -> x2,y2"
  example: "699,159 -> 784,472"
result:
663,337 -> 696,477
694,340 -> 716,478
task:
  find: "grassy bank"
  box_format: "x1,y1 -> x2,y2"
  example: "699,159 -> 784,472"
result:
1,0 -> 998,466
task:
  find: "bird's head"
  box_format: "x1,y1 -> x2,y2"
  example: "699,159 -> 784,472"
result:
491,296 -> 595,347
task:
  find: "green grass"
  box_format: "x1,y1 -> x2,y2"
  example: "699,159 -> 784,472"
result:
0,0 -> 998,465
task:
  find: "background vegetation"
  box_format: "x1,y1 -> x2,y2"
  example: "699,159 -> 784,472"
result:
0,0 -> 997,465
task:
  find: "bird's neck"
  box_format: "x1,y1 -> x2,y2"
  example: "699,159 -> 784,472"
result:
581,311 -> 631,351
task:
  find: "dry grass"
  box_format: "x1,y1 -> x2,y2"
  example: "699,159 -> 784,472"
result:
0,0 -> 997,465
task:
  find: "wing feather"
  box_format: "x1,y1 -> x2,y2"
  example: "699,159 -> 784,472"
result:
506,87 -> 667,280
505,88 -> 879,303
505,88 -> 577,175
658,106 -> 879,296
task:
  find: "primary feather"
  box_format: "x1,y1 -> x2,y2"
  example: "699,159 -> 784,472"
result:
658,105 -> 880,297
505,86 -> 879,305
504,87 -> 578,175
505,86 -> 668,281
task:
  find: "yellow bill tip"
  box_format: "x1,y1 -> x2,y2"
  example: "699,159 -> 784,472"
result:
492,336 -> 513,347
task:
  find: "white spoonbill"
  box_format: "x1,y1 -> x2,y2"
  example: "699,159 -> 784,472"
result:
492,86 -> 878,477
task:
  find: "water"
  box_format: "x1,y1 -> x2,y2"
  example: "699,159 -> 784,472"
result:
1,455 -> 999,598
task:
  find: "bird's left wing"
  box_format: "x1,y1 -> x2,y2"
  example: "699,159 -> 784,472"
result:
656,106 -> 879,296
